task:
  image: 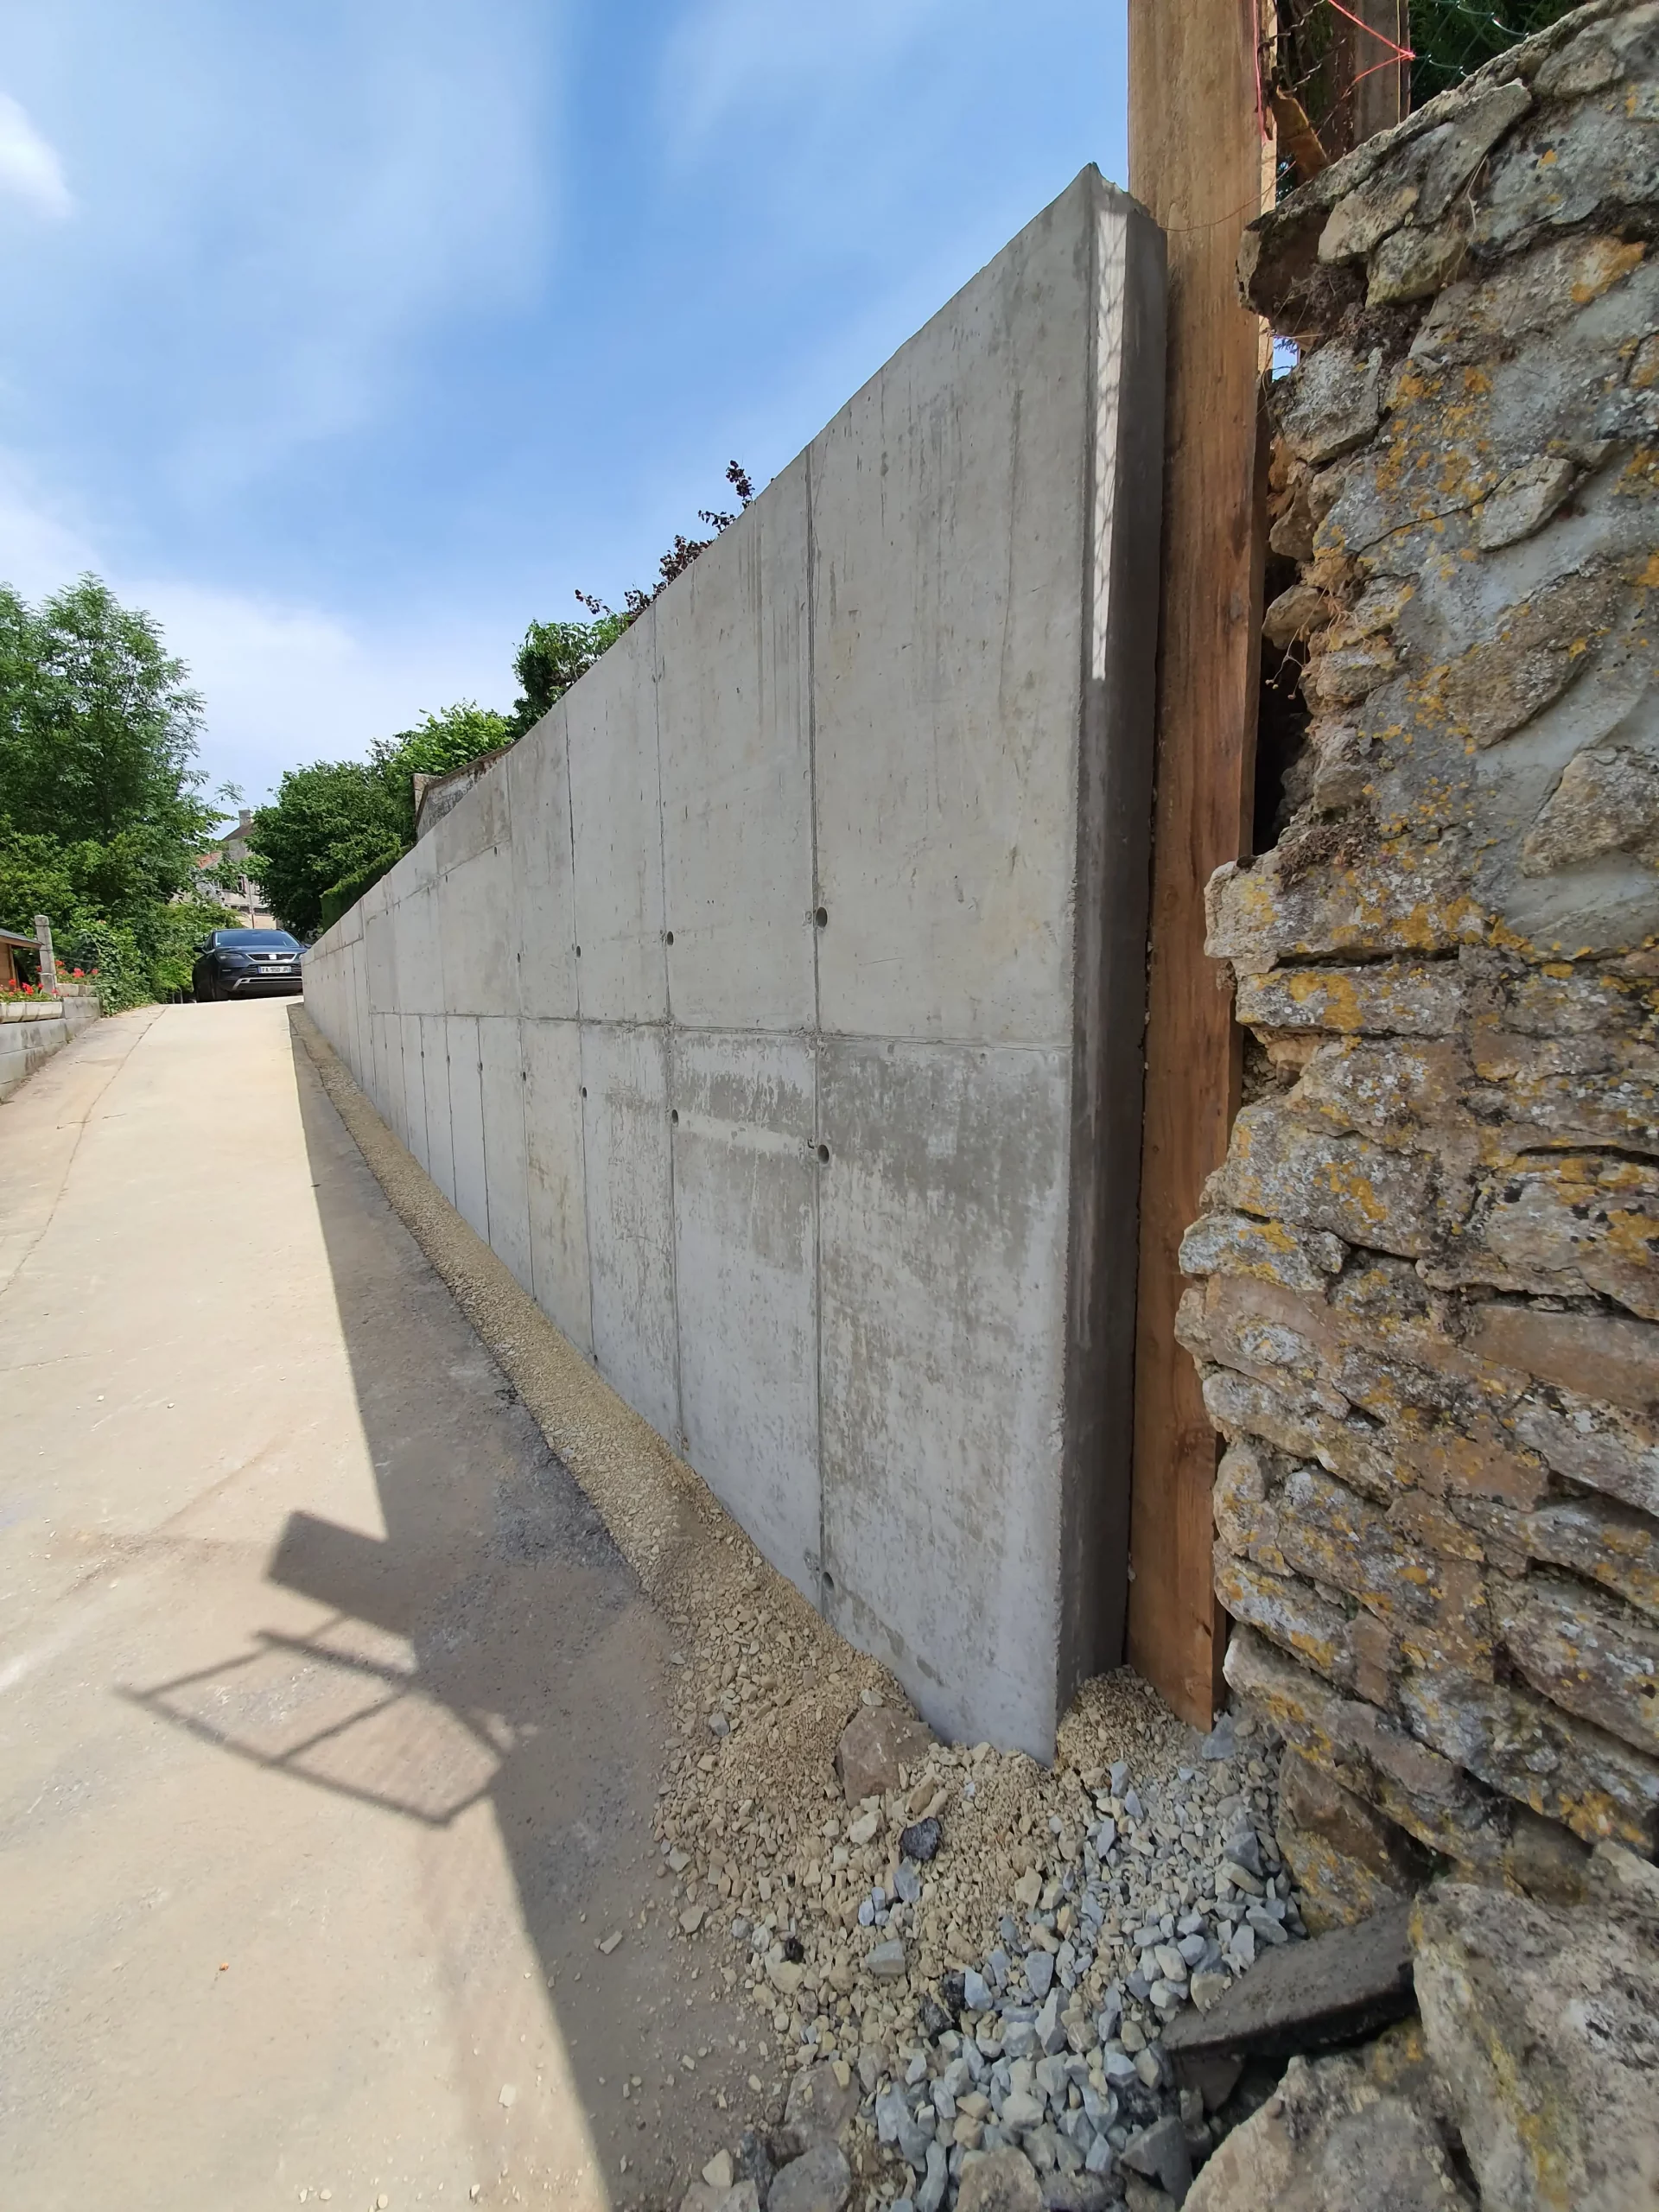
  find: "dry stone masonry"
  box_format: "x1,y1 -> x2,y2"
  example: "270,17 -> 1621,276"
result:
1183,0 -> 1659,1928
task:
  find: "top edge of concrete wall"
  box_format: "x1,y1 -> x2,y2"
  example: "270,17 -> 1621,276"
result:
308,165 -> 1157,970
304,167 -> 1167,1760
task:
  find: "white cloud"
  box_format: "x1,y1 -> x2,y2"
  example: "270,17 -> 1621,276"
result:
0,92 -> 72,219
660,0 -> 947,152
142,580 -> 507,806
2,5 -> 555,500
0,456 -> 505,807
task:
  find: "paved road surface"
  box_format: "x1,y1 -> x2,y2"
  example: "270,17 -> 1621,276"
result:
0,999 -> 754,2209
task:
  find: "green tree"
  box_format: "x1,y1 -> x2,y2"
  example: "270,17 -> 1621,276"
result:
0,575 -> 226,1004
505,462 -> 756,736
248,702 -> 514,936
0,577 -> 209,847
251,459 -> 761,934
247,760 -> 404,939
506,613 -> 630,736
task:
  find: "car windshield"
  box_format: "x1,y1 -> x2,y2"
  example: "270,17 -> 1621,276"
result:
216,931 -> 300,949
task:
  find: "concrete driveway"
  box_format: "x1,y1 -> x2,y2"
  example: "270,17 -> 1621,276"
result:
0,999 -> 755,2209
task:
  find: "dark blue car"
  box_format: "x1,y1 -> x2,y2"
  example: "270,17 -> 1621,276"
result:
191,929 -> 304,1001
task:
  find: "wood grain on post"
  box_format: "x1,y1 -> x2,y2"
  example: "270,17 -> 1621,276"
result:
1335,0 -> 1409,150
1126,0 -> 1270,1727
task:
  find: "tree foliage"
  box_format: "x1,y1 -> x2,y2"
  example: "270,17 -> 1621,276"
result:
250,460 -> 760,936
249,702 -> 514,937
507,613 -> 631,736
0,575 -> 226,1004
507,462 -> 757,736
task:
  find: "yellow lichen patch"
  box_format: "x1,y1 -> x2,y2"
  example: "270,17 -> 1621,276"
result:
1313,1160 -> 1388,1225
1568,234 -> 1645,305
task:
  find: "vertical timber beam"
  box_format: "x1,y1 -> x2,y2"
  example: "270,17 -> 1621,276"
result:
1333,0 -> 1410,152
1127,0 -> 1270,1726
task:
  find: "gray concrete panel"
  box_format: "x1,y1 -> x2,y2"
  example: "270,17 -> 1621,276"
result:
364,906 -> 399,1021
399,1014 -> 429,1172
579,1021 -> 679,1444
818,1037 -> 1071,1757
670,1030 -> 821,1603
479,1017 -> 532,1294
446,1015 -> 489,1244
295,168 -> 1165,1756
420,1014 -> 456,1205
365,1012 -> 391,1135
386,1014 -> 411,1147
392,882 -> 445,1018
658,457 -> 815,1033
431,754 -> 510,875
522,1019 -> 592,1354
349,947 -> 370,1096
402,830 -> 438,898
508,711 -> 579,1022
567,617 -> 667,1024
811,173 -> 1102,1049
437,845 -> 517,1018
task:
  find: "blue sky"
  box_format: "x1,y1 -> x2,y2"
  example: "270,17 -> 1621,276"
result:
0,1 -> 1128,808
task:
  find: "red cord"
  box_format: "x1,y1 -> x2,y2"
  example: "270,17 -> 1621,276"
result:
1320,0 -> 1416,64
1248,0 -> 1271,139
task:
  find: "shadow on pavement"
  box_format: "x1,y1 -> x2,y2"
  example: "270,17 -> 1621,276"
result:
124,1018 -> 752,2205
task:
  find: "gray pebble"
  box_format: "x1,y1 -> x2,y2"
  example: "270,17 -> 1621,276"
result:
1122,2113 -> 1192,2202
768,2141 -> 851,2212
915,2139 -> 948,2212
900,1815 -> 942,1863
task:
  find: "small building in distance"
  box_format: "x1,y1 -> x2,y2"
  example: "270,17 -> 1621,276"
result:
197,809 -> 275,930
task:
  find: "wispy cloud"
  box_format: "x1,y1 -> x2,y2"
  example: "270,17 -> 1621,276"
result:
660,0 -> 947,153
0,455 -> 506,805
0,0 -> 1126,820
3,4 -> 557,505
0,92 -> 72,219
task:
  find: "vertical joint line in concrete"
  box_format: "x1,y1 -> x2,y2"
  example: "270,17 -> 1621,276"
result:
651,609 -> 687,1450
563,708 -> 600,1365
804,444 -> 828,1620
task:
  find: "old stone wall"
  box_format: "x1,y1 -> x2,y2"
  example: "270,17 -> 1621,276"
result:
1182,0 -> 1659,1923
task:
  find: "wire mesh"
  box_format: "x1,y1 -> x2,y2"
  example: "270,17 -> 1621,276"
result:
1409,0 -> 1582,99
1271,0 -> 1582,186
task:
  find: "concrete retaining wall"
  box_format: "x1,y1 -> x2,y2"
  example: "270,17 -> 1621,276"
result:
302,168 -> 1166,1757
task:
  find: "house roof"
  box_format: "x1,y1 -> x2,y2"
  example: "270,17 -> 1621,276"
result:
0,926 -> 38,950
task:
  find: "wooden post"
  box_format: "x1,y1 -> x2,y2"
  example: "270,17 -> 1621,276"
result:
1333,0 -> 1409,151
34,913 -> 59,997
1127,0 -> 1271,1727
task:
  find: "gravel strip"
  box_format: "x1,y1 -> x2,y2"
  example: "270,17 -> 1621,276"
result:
293,1009 -> 1305,2212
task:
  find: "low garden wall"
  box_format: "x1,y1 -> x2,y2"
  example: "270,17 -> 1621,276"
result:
0,984 -> 101,1103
